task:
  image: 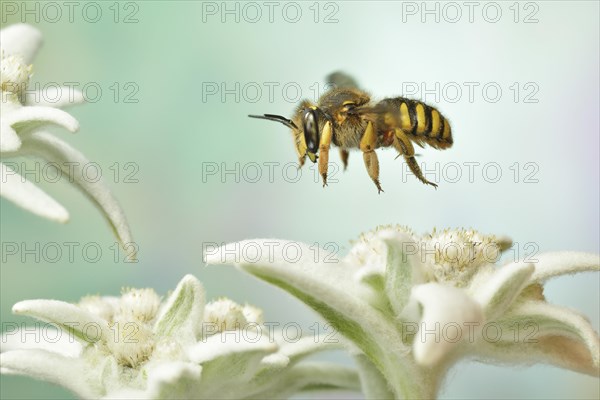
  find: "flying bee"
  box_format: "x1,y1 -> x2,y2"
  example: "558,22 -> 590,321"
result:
249,72 -> 453,193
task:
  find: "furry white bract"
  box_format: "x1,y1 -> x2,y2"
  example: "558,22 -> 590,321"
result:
0,275 -> 360,399
206,225 -> 600,399
0,24 -> 134,257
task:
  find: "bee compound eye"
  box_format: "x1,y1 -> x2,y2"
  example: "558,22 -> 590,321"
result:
303,109 -> 320,153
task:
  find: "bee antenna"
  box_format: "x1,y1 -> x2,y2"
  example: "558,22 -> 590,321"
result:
249,114 -> 297,129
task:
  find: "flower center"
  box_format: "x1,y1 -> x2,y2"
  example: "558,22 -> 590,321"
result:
0,52 -> 32,97
421,228 -> 512,286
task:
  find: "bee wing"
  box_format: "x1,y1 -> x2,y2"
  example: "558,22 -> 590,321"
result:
347,104 -> 389,118
326,71 -> 360,89
349,104 -> 427,149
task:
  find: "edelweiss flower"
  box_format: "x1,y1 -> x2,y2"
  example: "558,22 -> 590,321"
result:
205,226 -> 600,399
0,275 -> 359,399
0,24 -> 133,254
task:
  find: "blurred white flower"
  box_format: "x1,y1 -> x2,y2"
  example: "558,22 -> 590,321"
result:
206,226 -> 600,399
0,23 -> 133,256
0,275 -> 359,399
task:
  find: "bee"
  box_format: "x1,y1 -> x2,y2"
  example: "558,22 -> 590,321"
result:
249,72 -> 453,193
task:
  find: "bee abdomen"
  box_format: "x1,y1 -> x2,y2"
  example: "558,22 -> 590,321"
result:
394,98 -> 453,149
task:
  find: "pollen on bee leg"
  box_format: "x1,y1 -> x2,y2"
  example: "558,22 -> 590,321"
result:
382,130 -> 395,147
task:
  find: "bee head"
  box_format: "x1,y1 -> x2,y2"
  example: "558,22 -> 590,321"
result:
249,105 -> 327,164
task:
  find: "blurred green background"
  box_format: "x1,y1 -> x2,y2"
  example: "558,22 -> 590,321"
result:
1,1 -> 598,398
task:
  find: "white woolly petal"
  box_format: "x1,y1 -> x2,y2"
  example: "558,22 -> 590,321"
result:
0,327 -> 82,357
205,239 -> 406,361
187,332 -> 277,365
25,87 -> 85,108
144,362 -> 202,400
0,122 -> 21,151
154,275 -> 205,344
12,299 -> 110,344
78,296 -> 119,323
411,283 -> 484,367
0,162 -> 69,222
205,239 -> 379,320
380,231 -> 429,317
3,106 -> 79,133
18,131 -> 136,258
0,349 -> 96,399
250,362 -> 361,399
260,353 -> 290,368
186,333 -> 277,396
505,301 -> 600,369
272,334 -> 344,364
524,252 -> 600,283
472,262 -> 535,320
102,389 -> 147,400
354,354 -> 396,400
0,24 -> 42,64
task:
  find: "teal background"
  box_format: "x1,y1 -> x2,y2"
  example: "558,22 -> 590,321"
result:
1,1 -> 598,398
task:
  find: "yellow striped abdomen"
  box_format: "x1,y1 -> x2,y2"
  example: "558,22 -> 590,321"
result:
386,97 -> 453,150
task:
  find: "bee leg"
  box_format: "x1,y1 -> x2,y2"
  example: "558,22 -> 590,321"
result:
297,154 -> 306,169
295,132 -> 308,169
394,129 -> 438,188
318,121 -> 333,187
360,121 -> 383,193
339,149 -> 349,171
